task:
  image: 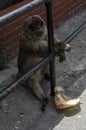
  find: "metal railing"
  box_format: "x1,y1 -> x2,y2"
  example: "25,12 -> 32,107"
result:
0,0 -> 86,101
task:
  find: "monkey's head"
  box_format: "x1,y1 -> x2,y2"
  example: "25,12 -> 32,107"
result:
24,15 -> 45,37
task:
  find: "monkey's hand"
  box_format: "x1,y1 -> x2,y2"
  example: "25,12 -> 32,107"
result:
56,49 -> 66,62
54,42 -> 71,62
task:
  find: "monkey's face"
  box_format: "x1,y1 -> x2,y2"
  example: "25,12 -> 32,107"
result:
24,15 -> 45,37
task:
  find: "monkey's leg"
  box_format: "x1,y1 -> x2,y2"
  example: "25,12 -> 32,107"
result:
27,75 -> 48,111
41,64 -> 50,80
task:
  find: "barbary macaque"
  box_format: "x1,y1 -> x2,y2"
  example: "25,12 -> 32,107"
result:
17,15 -> 71,111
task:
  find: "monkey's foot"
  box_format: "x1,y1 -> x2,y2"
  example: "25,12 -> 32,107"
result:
41,97 -> 48,112
54,86 -> 81,109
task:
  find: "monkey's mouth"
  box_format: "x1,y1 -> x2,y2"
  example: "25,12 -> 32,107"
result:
37,30 -> 43,36
35,26 -> 43,36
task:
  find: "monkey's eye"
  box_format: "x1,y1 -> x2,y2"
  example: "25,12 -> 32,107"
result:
29,23 -> 35,30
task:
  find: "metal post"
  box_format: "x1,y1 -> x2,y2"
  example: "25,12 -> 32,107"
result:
45,0 -> 56,96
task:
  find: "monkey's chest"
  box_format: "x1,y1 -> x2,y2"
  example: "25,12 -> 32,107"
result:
26,56 -> 42,69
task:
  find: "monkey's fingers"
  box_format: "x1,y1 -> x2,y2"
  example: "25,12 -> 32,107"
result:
57,50 -> 66,62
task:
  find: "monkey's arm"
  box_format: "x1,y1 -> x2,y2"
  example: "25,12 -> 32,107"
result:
54,37 -> 71,62
36,36 -> 66,61
54,35 -> 66,50
54,35 -> 67,62
36,35 -> 62,58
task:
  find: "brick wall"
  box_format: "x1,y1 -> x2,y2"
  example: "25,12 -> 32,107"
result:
0,0 -> 85,55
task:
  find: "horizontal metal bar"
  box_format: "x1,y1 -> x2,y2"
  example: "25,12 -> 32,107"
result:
63,21 -> 86,43
0,0 -> 47,26
0,54 -> 54,101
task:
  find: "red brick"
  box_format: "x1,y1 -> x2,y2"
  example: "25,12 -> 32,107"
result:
3,41 -> 19,54
2,25 -> 23,42
3,36 -> 19,48
2,13 -> 31,35
54,13 -> 64,26
30,6 -> 44,16
74,3 -> 85,13
63,0 -> 83,16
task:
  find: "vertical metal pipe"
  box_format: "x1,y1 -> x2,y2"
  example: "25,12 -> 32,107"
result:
45,0 -> 56,96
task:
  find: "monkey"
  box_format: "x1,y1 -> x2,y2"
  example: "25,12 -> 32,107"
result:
17,15 -> 71,111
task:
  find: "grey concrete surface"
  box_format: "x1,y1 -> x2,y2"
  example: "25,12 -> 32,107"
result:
0,10 -> 86,130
